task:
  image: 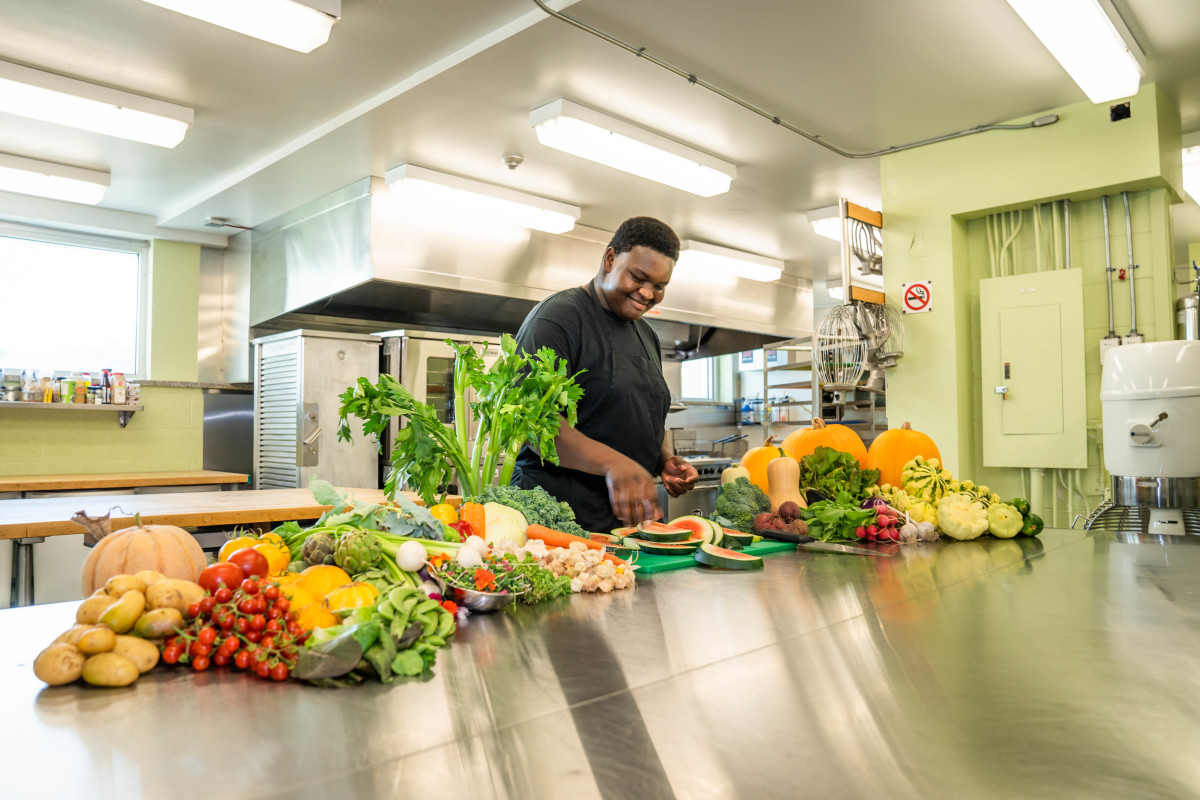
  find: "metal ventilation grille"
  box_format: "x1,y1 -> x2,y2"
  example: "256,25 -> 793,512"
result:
256,349 -> 300,489
1082,503 -> 1200,537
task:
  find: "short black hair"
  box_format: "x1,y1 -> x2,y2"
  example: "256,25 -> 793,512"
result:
607,216 -> 680,262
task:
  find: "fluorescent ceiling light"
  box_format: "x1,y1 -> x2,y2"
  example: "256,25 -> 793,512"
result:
1004,0 -> 1145,103
1183,145 -> 1200,203
0,153 -> 108,205
807,206 -> 842,242
530,99 -> 736,197
385,164 -> 580,234
0,60 -> 192,148
140,0 -> 339,53
677,240 -> 783,282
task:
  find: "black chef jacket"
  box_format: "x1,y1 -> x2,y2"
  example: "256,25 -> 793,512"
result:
510,285 -> 671,532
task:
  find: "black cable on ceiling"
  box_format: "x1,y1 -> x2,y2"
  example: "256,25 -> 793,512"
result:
531,0 -> 1059,159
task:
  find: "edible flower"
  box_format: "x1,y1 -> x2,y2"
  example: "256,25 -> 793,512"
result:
428,552 -> 450,569
474,568 -> 497,591
441,600 -> 459,615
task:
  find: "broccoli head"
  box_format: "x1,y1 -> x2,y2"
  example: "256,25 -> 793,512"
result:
713,477 -> 773,534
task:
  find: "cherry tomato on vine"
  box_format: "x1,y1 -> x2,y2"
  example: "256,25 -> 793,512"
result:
249,614 -> 266,631
270,663 -> 290,681
240,579 -> 260,596
245,631 -> 262,643
263,585 -> 281,601
197,627 -> 218,646
261,635 -> 276,650
274,598 -> 291,614
214,611 -> 235,630
234,651 -> 251,670
235,617 -> 249,633
214,587 -> 234,604
192,656 -> 211,671
265,619 -> 282,633
267,607 -> 284,621
162,644 -> 184,664
213,653 -> 229,667
199,597 -> 217,615
255,661 -> 272,678
187,602 -> 201,618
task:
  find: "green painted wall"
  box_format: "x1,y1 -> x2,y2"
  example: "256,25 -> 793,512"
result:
1,241 -> 204,477
148,239 -> 201,382
880,84 -> 1183,522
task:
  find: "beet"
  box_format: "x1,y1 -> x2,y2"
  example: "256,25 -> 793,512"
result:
777,501 -> 802,523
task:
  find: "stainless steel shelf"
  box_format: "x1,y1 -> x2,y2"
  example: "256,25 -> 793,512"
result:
0,401 -> 143,427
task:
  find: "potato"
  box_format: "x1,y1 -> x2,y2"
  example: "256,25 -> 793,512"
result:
145,579 -> 205,615
133,607 -> 184,639
34,644 -> 87,686
76,594 -> 118,625
112,636 -> 160,673
76,626 -> 117,655
133,569 -> 166,587
91,588 -> 111,598
81,652 -> 140,687
97,590 -> 146,634
54,624 -> 91,645
105,574 -> 147,597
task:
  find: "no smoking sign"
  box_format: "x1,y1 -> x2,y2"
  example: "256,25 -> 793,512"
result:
901,281 -> 932,314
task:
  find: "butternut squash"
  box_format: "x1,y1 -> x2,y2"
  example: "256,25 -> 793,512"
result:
766,456 -> 806,510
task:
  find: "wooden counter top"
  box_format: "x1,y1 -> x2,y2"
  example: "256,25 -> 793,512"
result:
0,470 -> 250,493
0,487 -> 453,540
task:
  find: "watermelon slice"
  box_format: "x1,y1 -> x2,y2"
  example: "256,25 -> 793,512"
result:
694,542 -> 764,570
611,527 -> 638,537
668,515 -> 723,546
624,538 -> 702,556
719,529 -> 755,549
634,521 -> 694,542
588,532 -> 622,545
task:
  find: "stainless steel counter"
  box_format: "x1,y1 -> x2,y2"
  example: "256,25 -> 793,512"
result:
5,529 -> 1200,799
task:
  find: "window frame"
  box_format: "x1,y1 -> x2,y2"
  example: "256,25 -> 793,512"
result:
679,356 -> 716,402
0,221 -> 150,379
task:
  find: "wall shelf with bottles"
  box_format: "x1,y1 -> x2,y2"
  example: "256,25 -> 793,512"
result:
0,401 -> 143,427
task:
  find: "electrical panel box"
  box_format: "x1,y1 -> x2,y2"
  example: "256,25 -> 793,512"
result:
980,269 -> 1087,469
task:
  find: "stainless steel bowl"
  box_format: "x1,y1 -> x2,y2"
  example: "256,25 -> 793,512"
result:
456,587 -> 526,613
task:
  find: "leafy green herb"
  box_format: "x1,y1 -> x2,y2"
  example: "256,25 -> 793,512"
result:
800,491 -> 877,541
337,334 -> 583,506
799,446 -> 880,503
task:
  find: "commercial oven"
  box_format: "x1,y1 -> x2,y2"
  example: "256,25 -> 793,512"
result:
657,455 -> 733,520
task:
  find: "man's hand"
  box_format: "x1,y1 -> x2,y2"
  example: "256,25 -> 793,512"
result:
604,457 -> 663,525
660,455 -> 699,498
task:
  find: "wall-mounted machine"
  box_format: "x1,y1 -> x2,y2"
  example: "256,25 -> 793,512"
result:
1082,340 -> 1200,536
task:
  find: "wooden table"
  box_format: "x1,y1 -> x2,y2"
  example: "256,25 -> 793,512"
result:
1,487 -> 455,606
0,470 -> 249,494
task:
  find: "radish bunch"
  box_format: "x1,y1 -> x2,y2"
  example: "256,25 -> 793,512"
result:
855,505 -> 903,542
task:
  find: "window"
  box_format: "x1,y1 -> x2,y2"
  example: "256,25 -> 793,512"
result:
0,223 -> 147,377
680,357 -> 714,400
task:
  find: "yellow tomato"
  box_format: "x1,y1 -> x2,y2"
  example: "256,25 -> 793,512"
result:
258,531 -> 287,550
253,541 -> 290,575
218,536 -> 257,563
429,503 -> 458,525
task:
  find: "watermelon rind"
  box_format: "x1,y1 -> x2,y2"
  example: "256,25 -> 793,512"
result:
669,515 -> 723,547
720,529 -> 755,549
633,522 -> 694,542
588,532 -> 622,545
694,542 -> 764,570
611,527 -> 638,537
624,538 -> 702,556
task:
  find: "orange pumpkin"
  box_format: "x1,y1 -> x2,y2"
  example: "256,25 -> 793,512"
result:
80,524 -> 207,597
866,421 -> 941,488
293,603 -> 339,632
295,564 -> 353,599
739,435 -> 787,493
781,418 -> 867,468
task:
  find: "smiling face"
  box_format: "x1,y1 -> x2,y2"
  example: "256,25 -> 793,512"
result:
596,245 -> 675,321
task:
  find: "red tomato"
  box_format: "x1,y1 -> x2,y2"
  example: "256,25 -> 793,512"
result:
212,653 -> 229,667
263,585 -> 281,601
255,660 -> 272,678
273,598 -> 290,614
234,650 -> 251,670
197,627 -> 218,646
270,664 -> 290,681
228,549 -> 270,580
214,587 -> 234,604
199,562 -> 245,594
192,656 -> 211,671
240,579 -> 260,596
162,644 -> 184,665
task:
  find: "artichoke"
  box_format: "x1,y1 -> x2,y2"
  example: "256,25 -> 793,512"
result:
334,529 -> 382,574
301,530 -> 337,566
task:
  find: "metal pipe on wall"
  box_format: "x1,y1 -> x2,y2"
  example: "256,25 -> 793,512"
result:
1122,191 -> 1141,340
1102,196 -> 1116,336
1064,199 -> 1071,269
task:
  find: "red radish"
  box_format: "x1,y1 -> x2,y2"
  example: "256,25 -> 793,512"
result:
855,526 -> 867,539
867,525 -> 879,536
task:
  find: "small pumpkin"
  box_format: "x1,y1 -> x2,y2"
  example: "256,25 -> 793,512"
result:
721,465 -> 751,485
322,581 -> 380,612
295,564 -> 353,599
781,418 -> 867,468
739,435 -> 787,493
293,603 -> 339,632
80,523 -> 207,598
766,456 -> 807,511
218,535 -> 257,563
866,422 -> 942,488
278,582 -> 318,610
253,541 -> 290,575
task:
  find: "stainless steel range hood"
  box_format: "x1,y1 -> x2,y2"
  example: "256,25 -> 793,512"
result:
250,177 -> 811,358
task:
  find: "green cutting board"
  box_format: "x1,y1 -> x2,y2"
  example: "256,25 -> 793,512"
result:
633,540 -> 795,575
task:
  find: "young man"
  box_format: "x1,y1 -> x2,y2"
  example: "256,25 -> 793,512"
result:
510,216 -> 699,532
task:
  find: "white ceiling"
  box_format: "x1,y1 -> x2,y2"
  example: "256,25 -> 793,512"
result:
1,0 -> 1198,279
